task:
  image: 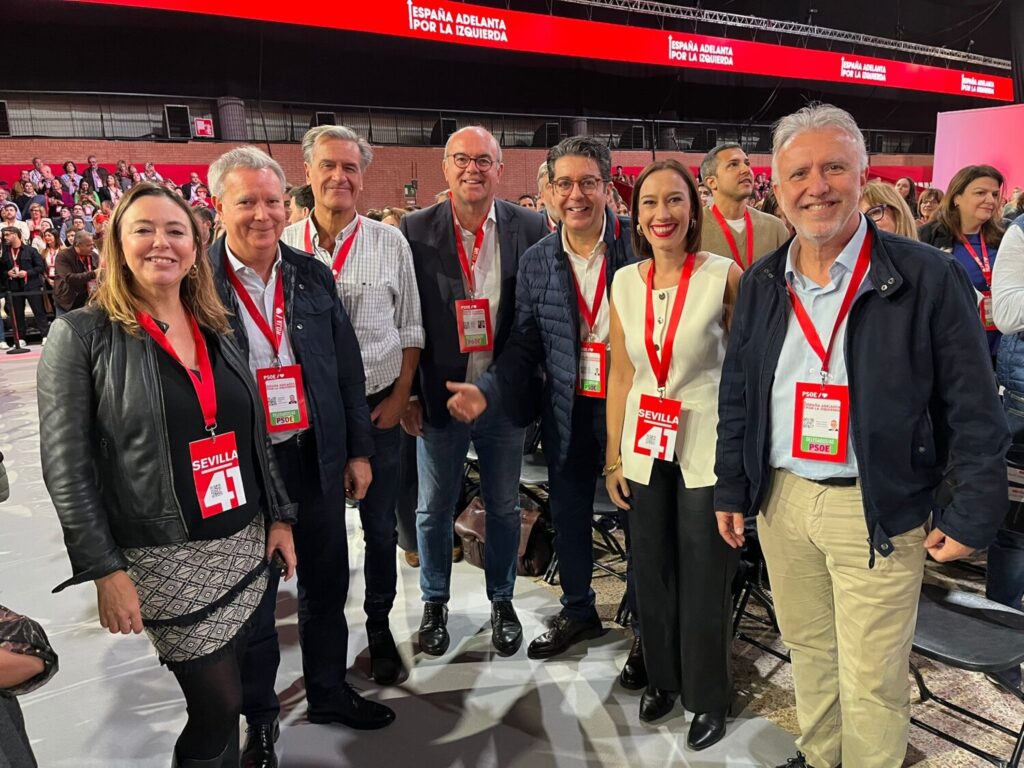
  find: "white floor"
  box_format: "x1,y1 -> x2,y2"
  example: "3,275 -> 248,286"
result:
1,354 -> 798,767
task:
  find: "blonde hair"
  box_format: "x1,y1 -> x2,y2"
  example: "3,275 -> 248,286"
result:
93,183 -> 230,336
861,181 -> 918,240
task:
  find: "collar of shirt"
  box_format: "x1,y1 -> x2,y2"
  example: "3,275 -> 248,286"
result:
224,240 -> 283,290
560,211 -> 608,263
306,212 -> 361,267
454,200 -> 497,239
785,214 -> 867,294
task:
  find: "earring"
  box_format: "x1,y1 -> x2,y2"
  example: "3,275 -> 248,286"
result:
636,224 -> 643,233
189,264 -> 199,278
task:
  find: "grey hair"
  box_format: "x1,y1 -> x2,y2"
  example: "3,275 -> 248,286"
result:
443,126 -> 503,164
207,146 -> 287,198
301,125 -> 373,170
546,136 -> 612,186
699,142 -> 743,181
536,160 -> 550,194
771,103 -> 867,179
72,230 -> 94,246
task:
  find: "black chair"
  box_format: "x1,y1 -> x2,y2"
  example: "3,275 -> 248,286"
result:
910,584 -> 1024,767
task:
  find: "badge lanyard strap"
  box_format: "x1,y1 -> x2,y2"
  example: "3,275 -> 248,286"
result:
569,257 -> 607,341
305,217 -> 362,279
137,310 -> 218,434
960,235 -> 992,289
643,253 -> 696,398
711,205 -> 753,271
786,229 -> 873,386
226,258 -> 286,366
452,202 -> 486,297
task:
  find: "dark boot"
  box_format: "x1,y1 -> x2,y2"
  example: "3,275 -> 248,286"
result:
171,733 -> 238,768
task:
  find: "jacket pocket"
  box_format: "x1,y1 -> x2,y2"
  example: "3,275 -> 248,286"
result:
911,412 -> 937,468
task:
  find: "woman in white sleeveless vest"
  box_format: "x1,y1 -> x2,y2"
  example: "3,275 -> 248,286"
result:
604,159 -> 741,751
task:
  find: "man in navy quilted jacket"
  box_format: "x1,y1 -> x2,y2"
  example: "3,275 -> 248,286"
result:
448,136 -> 636,660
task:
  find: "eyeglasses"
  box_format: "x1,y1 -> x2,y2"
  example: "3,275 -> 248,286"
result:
552,176 -> 606,196
446,153 -> 496,172
865,204 -> 891,222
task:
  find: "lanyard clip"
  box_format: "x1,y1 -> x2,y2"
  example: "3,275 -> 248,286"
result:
273,356 -> 282,369
657,386 -> 666,400
819,369 -> 829,387
206,422 -> 218,438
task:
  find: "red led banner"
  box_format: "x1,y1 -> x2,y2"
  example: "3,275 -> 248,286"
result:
72,0 -> 1013,102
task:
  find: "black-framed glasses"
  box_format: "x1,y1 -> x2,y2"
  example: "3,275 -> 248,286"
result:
865,204 -> 891,222
446,153 -> 496,172
552,176 -> 606,196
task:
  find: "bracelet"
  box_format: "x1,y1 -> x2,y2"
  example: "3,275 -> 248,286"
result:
601,456 -> 622,477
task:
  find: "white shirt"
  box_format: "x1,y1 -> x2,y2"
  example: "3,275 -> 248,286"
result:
282,213 -> 425,395
562,214 -> 609,343
454,202 -> 500,384
224,242 -> 304,444
992,218 -> 1024,334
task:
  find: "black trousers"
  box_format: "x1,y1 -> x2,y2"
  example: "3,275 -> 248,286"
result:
629,459 -> 738,713
358,421 -> 402,624
396,428 -> 418,553
10,289 -> 49,340
241,431 -> 351,724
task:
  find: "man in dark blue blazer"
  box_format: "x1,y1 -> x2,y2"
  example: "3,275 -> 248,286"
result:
207,147 -> 394,768
399,126 -> 547,658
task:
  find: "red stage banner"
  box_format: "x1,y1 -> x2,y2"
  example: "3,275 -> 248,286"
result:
70,0 -> 1013,102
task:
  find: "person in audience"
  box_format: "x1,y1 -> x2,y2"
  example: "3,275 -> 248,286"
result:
697,183 -> 712,208
143,161 -> 163,183
715,103 -> 1008,768
16,182 -> 45,220
920,165 -> 1005,358
400,126 -> 547,658
12,171 -> 30,199
75,179 -> 101,215
24,203 -> 49,241
208,146 -> 391,767
0,187 -> 20,219
449,135 -> 637,660
537,160 -> 558,232
130,168 -> 144,187
99,173 -> 123,206
859,180 -> 918,239
2,227 -> 50,345
38,181 -> 297,768
916,187 -> 943,229
46,178 -> 70,219
700,143 -> 790,270
181,171 -> 203,202
115,159 -> 133,191
286,183 -> 313,225
40,228 -> 62,312
282,125 -> 424,691
1,202 -> 30,242
60,215 -> 89,246
894,176 -> 918,219
517,193 -> 536,209
603,158 -> 740,749
1003,187 -> 1024,221
27,157 -> 45,188
83,155 -> 109,191
60,161 -> 82,195
380,207 -> 407,228
191,205 -> 215,248
191,185 -> 212,209
53,230 -> 99,316
0,604 -> 59,768
987,211 -> 1024,693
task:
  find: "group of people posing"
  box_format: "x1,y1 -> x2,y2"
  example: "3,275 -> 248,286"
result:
35,101 -> 1010,768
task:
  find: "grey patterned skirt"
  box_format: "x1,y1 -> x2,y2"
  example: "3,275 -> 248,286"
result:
122,515 -> 269,672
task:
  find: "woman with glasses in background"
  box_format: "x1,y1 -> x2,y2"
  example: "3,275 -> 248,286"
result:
916,187 -> 943,230
859,180 -> 918,240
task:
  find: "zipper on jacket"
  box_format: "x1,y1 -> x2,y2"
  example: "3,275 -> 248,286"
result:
754,293 -> 786,513
143,335 -> 189,536
845,290 -> 878,568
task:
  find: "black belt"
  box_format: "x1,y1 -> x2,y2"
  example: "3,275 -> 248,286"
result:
814,476 -> 858,487
366,381 -> 396,410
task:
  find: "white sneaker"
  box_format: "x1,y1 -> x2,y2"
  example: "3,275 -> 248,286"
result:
41,337 -> 46,346
17,340 -> 27,348
0,341 -> 8,350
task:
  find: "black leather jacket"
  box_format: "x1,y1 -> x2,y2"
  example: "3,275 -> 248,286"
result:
37,307 -> 297,592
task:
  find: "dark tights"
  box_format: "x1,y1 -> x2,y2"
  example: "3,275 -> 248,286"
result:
171,639 -> 244,760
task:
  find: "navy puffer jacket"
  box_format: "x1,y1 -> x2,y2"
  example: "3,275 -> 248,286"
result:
478,213 -> 635,470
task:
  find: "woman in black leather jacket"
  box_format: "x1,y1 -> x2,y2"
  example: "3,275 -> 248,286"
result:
37,183 -> 297,768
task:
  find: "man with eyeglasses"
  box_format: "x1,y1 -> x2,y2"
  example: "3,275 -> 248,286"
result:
536,160 -> 559,233
447,135 -> 638,662
700,143 -> 790,271
400,126 -> 547,658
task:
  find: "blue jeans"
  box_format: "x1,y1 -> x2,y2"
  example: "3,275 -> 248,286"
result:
416,407 -> 525,604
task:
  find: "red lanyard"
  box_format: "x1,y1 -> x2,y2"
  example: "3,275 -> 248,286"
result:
711,205 -> 754,270
644,254 -> 696,394
569,257 -> 607,338
787,229 -> 873,381
137,310 -> 218,433
305,217 -> 361,279
226,259 -> 286,361
545,215 -> 556,233
452,202 -> 486,295
960,235 -> 991,288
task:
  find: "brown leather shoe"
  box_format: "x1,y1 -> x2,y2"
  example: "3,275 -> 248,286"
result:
404,550 -> 420,568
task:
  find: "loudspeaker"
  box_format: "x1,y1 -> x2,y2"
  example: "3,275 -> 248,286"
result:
0,101 -> 9,137
164,104 -> 192,139
531,122 -> 560,148
430,118 -> 458,146
705,128 -> 718,150
311,111 -> 337,127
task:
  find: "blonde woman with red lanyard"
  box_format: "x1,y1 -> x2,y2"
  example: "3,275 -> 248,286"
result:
605,159 -> 741,751
37,183 -> 296,768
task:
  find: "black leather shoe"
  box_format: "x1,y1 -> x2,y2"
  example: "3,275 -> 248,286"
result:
418,602 -> 449,656
775,753 -> 813,768
618,635 -> 647,691
687,711 -> 727,751
638,687 -> 677,723
527,613 -> 603,659
241,721 -> 278,768
367,623 -> 404,685
491,600 -> 522,656
307,683 -> 396,730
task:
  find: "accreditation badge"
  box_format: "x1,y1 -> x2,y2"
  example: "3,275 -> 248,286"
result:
980,291 -> 996,331
455,298 -> 493,352
792,382 -> 850,463
256,364 -> 310,433
577,341 -> 607,398
189,431 -> 247,518
633,393 -> 681,460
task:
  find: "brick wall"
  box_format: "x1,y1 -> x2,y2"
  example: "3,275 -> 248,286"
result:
0,138 -> 934,210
